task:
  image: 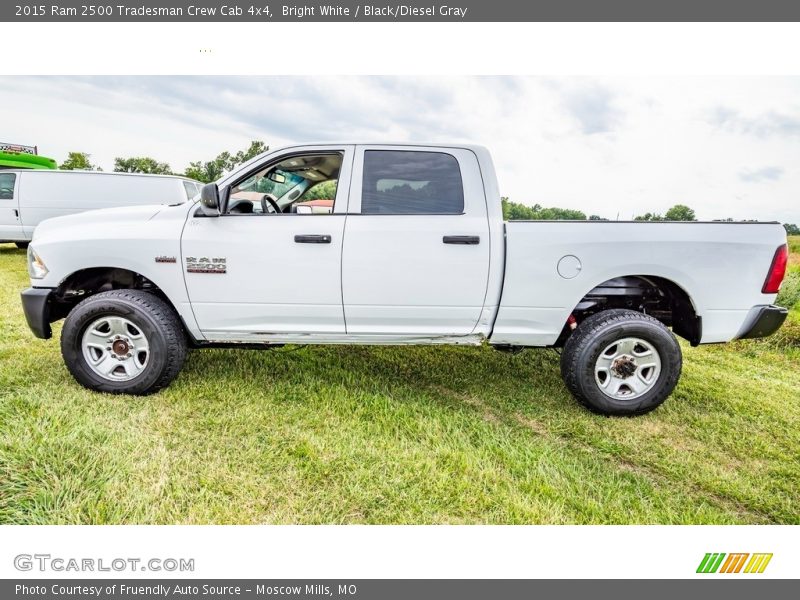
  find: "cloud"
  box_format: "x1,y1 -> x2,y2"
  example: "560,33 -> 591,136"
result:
708,106 -> 800,138
558,83 -> 622,135
739,166 -> 784,183
89,75 -> 472,143
0,76 -> 798,224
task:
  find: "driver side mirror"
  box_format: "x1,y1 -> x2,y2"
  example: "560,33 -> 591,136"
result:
199,183 -> 221,217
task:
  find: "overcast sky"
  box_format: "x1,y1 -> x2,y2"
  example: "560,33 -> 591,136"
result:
1,75 -> 798,223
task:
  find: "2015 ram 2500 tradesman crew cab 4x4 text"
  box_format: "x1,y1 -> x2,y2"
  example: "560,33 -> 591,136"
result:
20,143 -> 789,415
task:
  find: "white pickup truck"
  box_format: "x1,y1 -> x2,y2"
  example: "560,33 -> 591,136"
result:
20,143 -> 789,415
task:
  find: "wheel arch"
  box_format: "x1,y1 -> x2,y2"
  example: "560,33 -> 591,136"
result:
566,273 -> 702,346
50,266 -> 187,332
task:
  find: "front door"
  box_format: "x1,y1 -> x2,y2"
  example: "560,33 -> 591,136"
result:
0,172 -> 21,241
341,146 -> 491,337
181,146 -> 353,341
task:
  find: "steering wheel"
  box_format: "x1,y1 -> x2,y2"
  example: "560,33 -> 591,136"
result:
261,193 -> 281,214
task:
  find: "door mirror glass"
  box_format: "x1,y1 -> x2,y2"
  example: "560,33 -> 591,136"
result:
199,183 -> 220,216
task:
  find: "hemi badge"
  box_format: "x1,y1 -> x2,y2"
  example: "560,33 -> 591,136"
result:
155,256 -> 177,263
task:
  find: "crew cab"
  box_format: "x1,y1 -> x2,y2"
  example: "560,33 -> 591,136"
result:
20,143 -> 789,415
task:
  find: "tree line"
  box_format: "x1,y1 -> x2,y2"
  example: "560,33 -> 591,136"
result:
501,198 -> 701,223
58,141 -> 268,183
56,147 -> 798,232
501,198 -> 798,233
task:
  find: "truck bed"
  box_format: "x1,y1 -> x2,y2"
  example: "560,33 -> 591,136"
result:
490,221 -> 787,347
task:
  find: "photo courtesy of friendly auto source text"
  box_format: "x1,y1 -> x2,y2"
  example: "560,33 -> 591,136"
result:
0,0 -> 798,596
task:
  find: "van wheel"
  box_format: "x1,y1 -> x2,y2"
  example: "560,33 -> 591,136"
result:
15,242 -> 29,249
61,290 -> 187,395
560,309 -> 682,416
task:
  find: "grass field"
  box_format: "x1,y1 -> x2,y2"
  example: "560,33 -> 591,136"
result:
1,239 -> 799,524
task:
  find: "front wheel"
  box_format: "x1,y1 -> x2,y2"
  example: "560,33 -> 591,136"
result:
61,290 -> 187,395
560,309 -> 682,416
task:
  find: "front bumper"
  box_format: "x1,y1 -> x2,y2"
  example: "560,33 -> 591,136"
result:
20,287 -> 54,339
737,304 -> 789,340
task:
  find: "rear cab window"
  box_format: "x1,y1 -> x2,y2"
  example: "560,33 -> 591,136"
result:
361,150 -> 464,215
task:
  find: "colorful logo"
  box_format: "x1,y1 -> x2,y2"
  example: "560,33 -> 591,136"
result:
697,553 -> 773,574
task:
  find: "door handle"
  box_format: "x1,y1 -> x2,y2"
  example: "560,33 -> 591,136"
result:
294,234 -> 332,244
443,235 -> 480,245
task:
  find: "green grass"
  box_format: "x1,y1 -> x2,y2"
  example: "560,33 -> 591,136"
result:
1,242 -> 798,524
787,234 -> 800,257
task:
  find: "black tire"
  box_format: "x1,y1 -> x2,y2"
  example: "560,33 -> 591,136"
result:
560,309 -> 682,416
60,290 -> 187,395
15,242 -> 29,249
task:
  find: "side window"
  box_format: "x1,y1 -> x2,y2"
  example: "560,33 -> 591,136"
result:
226,153 -> 342,215
361,150 -> 464,215
0,173 -> 15,200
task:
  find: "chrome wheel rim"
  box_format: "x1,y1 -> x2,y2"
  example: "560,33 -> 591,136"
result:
594,337 -> 661,400
81,316 -> 150,382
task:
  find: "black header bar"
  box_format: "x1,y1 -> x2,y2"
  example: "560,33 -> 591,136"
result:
3,579 -> 798,600
5,0 -> 800,22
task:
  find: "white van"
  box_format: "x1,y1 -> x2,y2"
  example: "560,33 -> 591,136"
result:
0,170 -> 202,247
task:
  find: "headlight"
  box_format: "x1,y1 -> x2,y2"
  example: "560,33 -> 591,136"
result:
27,246 -> 49,279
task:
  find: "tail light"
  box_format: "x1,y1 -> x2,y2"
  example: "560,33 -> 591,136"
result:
762,244 -> 788,294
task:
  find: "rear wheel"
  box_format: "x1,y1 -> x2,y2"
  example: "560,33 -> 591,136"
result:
61,290 -> 186,395
560,309 -> 682,416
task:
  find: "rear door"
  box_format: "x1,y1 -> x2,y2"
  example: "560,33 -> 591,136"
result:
0,172 -> 22,241
342,145 -> 491,336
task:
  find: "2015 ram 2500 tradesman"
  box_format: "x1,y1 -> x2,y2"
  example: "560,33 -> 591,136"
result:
20,143 -> 789,415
